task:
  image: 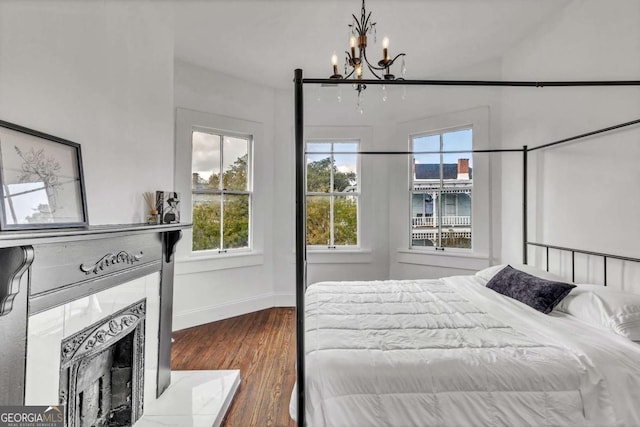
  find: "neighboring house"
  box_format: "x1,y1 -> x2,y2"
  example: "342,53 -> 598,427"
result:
412,159 -> 472,247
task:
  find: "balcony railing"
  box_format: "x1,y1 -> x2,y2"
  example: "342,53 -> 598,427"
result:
412,230 -> 472,240
411,216 -> 471,227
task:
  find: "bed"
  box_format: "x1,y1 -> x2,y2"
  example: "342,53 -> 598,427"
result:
291,68 -> 640,426
290,265 -> 640,426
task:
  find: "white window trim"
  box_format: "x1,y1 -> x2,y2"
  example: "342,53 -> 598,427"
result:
395,249 -> 490,271
175,107 -> 265,269
176,252 -> 264,275
394,107 -> 491,266
303,126 -> 373,255
307,249 -> 373,264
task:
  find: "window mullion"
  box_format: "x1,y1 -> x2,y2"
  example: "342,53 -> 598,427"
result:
329,144 -> 335,247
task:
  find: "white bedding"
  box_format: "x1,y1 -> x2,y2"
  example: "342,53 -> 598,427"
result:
290,275 -> 640,426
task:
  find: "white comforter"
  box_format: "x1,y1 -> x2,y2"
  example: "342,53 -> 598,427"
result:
291,275 -> 640,427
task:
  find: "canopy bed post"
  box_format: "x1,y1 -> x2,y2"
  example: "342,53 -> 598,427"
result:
294,68 -> 306,427
522,145 -> 528,265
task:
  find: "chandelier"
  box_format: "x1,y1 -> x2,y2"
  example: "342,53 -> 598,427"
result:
329,0 -> 406,100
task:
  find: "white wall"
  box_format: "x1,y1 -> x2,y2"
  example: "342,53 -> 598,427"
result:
0,1 -> 175,224
499,0 -> 640,290
172,60 -> 280,329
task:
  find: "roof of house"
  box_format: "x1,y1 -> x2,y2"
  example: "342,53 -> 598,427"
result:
415,164 -> 473,180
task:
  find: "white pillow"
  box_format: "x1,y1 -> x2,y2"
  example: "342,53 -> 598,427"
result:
475,264 -> 569,284
555,284 -> 640,342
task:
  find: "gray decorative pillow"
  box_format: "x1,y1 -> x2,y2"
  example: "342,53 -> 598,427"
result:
486,265 -> 576,314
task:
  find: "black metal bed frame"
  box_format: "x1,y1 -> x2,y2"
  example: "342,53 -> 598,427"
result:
293,68 -> 640,426
526,242 -> 640,286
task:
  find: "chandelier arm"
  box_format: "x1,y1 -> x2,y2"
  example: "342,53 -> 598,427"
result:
389,53 -> 406,65
345,50 -> 353,62
364,61 -> 383,80
344,69 -> 356,79
362,49 -> 386,72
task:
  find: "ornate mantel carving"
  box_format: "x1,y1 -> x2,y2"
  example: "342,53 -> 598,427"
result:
79,250 -> 144,275
60,300 -> 146,365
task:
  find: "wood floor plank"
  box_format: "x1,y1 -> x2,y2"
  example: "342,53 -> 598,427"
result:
171,308 -> 297,427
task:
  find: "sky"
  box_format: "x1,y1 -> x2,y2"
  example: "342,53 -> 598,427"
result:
192,131 -> 249,182
306,141 -> 358,176
413,128 -> 473,166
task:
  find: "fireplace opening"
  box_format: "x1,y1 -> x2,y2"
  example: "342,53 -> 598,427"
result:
60,300 -> 146,427
75,332 -> 134,426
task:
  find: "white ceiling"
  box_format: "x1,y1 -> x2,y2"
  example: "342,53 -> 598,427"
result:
174,0 -> 571,89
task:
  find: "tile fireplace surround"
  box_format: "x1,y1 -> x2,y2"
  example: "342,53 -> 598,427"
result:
0,224 -> 239,426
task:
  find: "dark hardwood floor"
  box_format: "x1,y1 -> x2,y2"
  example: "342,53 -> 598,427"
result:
171,307 -> 297,427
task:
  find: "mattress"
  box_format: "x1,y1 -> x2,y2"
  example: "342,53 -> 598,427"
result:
291,275 -> 640,426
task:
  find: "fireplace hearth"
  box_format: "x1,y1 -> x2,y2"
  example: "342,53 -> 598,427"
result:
59,300 -> 146,427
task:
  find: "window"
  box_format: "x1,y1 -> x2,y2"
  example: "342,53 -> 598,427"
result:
191,130 -> 252,253
410,128 -> 472,250
306,141 -> 359,248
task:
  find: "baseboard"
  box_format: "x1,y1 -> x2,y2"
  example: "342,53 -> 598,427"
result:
173,293 -> 276,331
173,293 -> 295,331
273,293 -> 295,307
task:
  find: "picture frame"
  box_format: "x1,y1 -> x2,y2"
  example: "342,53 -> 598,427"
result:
155,191 -> 180,224
0,120 -> 88,230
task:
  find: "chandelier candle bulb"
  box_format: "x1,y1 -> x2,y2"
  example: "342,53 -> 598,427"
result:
350,36 -> 356,59
382,36 -> 389,60
331,54 -> 339,75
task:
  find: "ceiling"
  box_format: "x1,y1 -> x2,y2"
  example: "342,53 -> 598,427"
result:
174,0 -> 571,90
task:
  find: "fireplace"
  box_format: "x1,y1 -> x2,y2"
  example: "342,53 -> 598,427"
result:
59,300 -> 146,427
0,224 -> 184,410
0,224 -> 240,426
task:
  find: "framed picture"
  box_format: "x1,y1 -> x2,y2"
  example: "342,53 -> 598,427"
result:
156,191 -> 180,224
0,120 -> 88,230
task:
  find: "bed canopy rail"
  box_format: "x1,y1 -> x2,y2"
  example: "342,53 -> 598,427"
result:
528,118 -> 640,152
303,78 -> 640,87
293,68 -> 640,426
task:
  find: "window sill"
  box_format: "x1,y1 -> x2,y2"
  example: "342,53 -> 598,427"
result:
396,249 -> 489,271
307,249 -> 373,264
176,251 -> 264,275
